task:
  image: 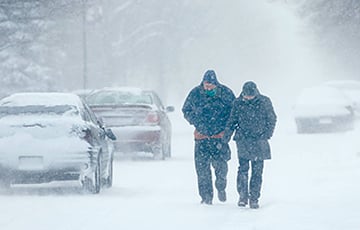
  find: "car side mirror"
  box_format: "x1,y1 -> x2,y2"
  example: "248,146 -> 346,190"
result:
97,117 -> 105,127
105,128 -> 117,140
166,106 -> 175,113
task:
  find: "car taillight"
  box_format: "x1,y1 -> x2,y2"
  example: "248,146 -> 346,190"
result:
145,111 -> 160,125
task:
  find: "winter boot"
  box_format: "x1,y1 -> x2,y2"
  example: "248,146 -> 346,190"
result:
249,200 -> 259,209
201,196 -> 213,205
218,190 -> 226,202
237,197 -> 248,207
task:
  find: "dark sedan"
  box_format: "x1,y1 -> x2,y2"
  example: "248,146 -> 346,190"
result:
85,87 -> 174,160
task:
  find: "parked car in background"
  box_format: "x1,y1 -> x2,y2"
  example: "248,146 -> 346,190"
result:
0,92 -> 116,193
293,86 -> 355,133
323,80 -> 360,117
72,89 -> 95,100
85,87 -> 174,160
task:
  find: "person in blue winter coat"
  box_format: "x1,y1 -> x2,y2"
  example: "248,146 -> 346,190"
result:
182,70 -> 235,205
223,81 -> 277,209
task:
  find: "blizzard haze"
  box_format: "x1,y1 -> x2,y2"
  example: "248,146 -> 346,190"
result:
0,0 -> 347,106
1,1 -> 360,230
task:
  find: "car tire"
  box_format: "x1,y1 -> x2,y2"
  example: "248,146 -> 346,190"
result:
296,125 -> 304,134
83,158 -> 101,194
296,121 -> 307,134
161,144 -> 167,160
152,145 -> 165,160
105,157 -> 113,188
0,176 -> 11,191
164,138 -> 171,158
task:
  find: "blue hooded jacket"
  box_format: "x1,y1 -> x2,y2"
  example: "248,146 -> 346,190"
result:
223,81 -> 277,160
182,70 -> 235,136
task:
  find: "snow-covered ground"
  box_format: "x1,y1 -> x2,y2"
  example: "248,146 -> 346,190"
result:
1,105 -> 360,230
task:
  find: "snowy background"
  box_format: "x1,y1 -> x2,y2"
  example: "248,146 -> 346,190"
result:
1,0 -> 360,229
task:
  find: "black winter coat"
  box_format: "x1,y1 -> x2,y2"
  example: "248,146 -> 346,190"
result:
224,94 -> 277,160
182,84 -> 235,136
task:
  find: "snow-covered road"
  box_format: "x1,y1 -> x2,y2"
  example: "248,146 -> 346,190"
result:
1,109 -> 360,230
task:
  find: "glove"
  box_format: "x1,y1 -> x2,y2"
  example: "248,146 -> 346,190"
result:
221,133 -> 231,144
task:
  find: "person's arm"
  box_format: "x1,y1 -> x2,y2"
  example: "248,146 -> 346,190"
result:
182,88 -> 199,126
263,97 -> 277,139
222,99 -> 239,143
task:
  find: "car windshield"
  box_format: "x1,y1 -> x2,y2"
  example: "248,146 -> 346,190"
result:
86,91 -> 152,105
0,105 -> 79,118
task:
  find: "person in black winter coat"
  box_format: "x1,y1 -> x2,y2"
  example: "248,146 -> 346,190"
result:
182,70 -> 235,205
223,81 -> 277,209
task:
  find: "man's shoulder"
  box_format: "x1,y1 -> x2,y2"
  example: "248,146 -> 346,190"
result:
233,97 -> 243,105
218,84 -> 235,96
188,85 -> 202,94
258,94 -> 272,103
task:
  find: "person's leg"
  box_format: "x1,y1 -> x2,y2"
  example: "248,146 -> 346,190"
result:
249,160 -> 264,208
195,140 -> 213,204
237,157 -> 250,206
212,156 -> 228,202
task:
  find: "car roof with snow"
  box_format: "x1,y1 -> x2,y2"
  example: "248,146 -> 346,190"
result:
0,92 -> 83,107
295,86 -> 352,106
90,87 -> 144,95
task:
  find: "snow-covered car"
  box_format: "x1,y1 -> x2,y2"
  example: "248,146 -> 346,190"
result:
323,80 -> 360,117
293,86 -> 355,133
85,87 -> 174,159
72,89 -> 95,100
0,92 -> 116,193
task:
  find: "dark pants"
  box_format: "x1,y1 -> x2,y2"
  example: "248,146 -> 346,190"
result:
237,157 -> 264,202
194,139 -> 228,201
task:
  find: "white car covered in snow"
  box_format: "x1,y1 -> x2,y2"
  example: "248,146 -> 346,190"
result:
323,80 -> 360,117
0,92 -> 116,193
293,86 -> 355,133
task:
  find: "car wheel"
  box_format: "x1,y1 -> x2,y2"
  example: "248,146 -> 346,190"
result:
151,144 -> 165,160
296,125 -> 304,134
165,136 -> 171,158
0,177 -> 11,191
83,159 -> 101,194
161,143 -> 167,160
105,157 -> 113,188
162,139 -> 171,159
296,121 -> 307,134
158,133 -> 171,160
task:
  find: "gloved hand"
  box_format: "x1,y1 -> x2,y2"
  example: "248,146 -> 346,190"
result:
194,129 -> 209,140
221,133 -> 231,144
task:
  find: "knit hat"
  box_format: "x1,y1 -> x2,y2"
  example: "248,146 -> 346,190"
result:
242,81 -> 259,96
202,70 -> 218,85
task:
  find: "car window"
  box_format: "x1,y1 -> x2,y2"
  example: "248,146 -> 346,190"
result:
86,91 -> 152,105
83,102 -> 99,125
149,92 -> 164,110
